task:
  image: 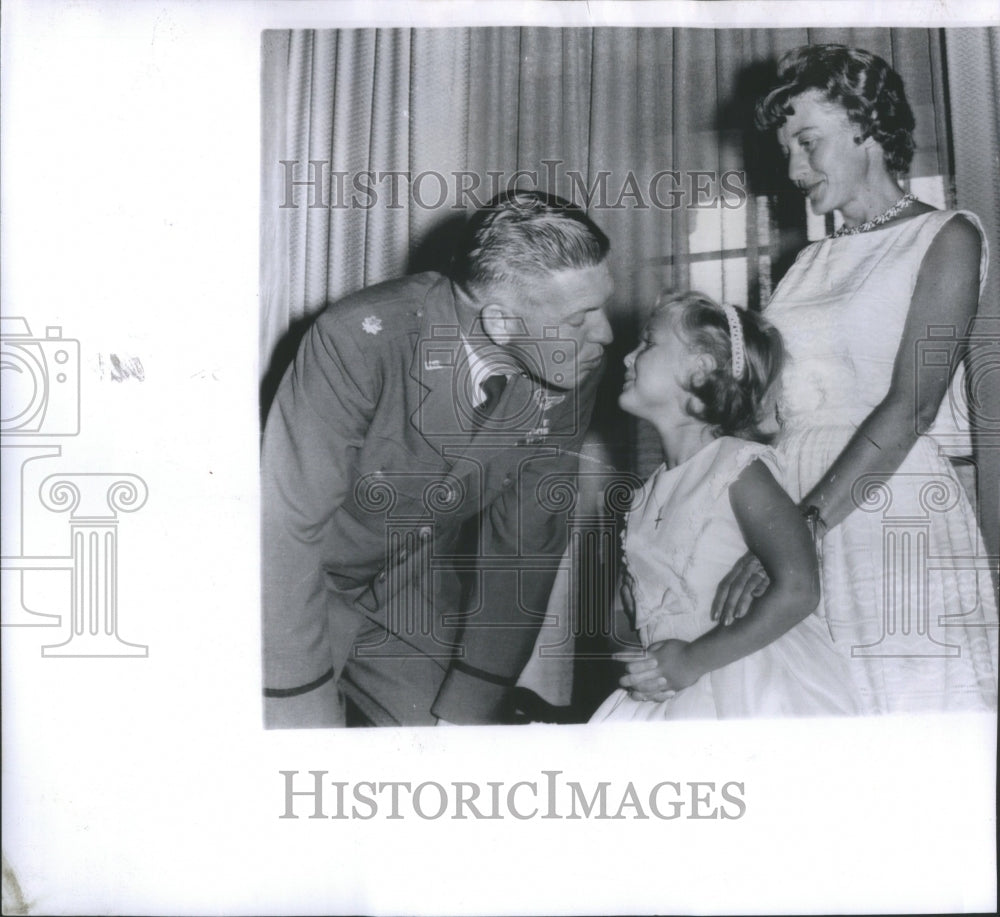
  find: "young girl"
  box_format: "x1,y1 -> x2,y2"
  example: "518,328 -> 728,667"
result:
593,292 -> 859,721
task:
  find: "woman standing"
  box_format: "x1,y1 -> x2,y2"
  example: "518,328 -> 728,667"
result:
713,44 -> 998,713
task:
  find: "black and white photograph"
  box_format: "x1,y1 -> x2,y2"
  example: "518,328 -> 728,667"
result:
3,2 -> 998,914
259,27 -> 998,727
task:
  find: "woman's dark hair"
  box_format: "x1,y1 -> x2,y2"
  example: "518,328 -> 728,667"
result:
653,292 -> 784,443
755,44 -> 916,174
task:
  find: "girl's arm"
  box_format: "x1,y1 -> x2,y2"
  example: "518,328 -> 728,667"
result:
711,214 -> 983,625
619,458 -> 819,696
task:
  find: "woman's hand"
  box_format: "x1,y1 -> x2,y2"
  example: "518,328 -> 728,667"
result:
710,551 -> 770,626
613,639 -> 703,701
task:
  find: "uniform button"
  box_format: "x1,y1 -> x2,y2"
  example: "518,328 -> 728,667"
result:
502,476 -> 513,487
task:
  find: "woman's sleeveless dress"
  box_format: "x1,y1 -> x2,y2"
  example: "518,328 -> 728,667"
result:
765,209 -> 999,713
592,437 -> 860,721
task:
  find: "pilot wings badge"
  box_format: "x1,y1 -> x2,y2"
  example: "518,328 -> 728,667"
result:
534,391 -> 566,412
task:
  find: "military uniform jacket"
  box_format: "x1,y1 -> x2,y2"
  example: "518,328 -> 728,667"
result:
261,273 -> 600,723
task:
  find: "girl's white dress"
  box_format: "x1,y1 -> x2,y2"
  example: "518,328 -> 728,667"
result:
592,437 -> 860,721
766,210 -> 998,713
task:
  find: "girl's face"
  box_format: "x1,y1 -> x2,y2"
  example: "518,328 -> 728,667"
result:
619,308 -> 704,422
776,89 -> 879,218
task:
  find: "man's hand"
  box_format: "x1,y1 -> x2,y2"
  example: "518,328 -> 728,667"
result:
710,551 -> 770,626
613,639 -> 702,701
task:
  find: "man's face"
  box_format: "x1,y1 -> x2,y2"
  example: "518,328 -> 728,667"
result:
501,262 -> 615,390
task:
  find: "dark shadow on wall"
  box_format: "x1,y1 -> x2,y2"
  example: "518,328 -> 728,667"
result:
717,57 -> 810,295
261,214 -> 470,428
260,313 -> 317,429
407,214 -> 468,276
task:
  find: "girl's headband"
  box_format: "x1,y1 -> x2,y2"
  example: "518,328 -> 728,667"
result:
720,303 -> 746,379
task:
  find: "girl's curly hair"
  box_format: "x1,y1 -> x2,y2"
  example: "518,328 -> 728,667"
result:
653,292 -> 784,444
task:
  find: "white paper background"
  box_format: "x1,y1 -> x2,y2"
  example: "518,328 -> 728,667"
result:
1,2 -> 997,914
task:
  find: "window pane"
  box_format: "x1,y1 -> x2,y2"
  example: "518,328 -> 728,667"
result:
908,174 -> 947,210
722,256 -> 749,307
689,258 -> 724,302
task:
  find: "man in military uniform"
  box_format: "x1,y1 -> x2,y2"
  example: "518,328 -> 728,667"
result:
261,190 -> 614,727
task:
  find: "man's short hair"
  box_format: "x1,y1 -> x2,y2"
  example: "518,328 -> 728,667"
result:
451,190 -> 610,293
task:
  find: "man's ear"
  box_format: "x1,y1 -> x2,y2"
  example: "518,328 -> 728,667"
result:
481,303 -> 513,345
689,352 -> 717,387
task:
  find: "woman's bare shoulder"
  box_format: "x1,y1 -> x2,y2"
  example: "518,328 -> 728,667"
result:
925,211 -> 983,262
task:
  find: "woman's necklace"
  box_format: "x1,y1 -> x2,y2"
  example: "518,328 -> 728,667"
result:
833,192 -> 917,237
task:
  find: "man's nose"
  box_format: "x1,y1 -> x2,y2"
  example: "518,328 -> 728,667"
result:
587,311 -> 614,347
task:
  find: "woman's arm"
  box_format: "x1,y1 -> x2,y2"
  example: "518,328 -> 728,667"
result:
797,215 -> 982,529
710,214 -> 983,625
618,459 -> 820,696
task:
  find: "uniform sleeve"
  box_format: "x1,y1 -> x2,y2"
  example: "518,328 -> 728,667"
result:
431,367 -> 602,724
261,313 -> 376,693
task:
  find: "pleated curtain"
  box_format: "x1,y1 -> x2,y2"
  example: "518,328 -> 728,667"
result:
944,28 -> 1000,554
260,26 -> 979,480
